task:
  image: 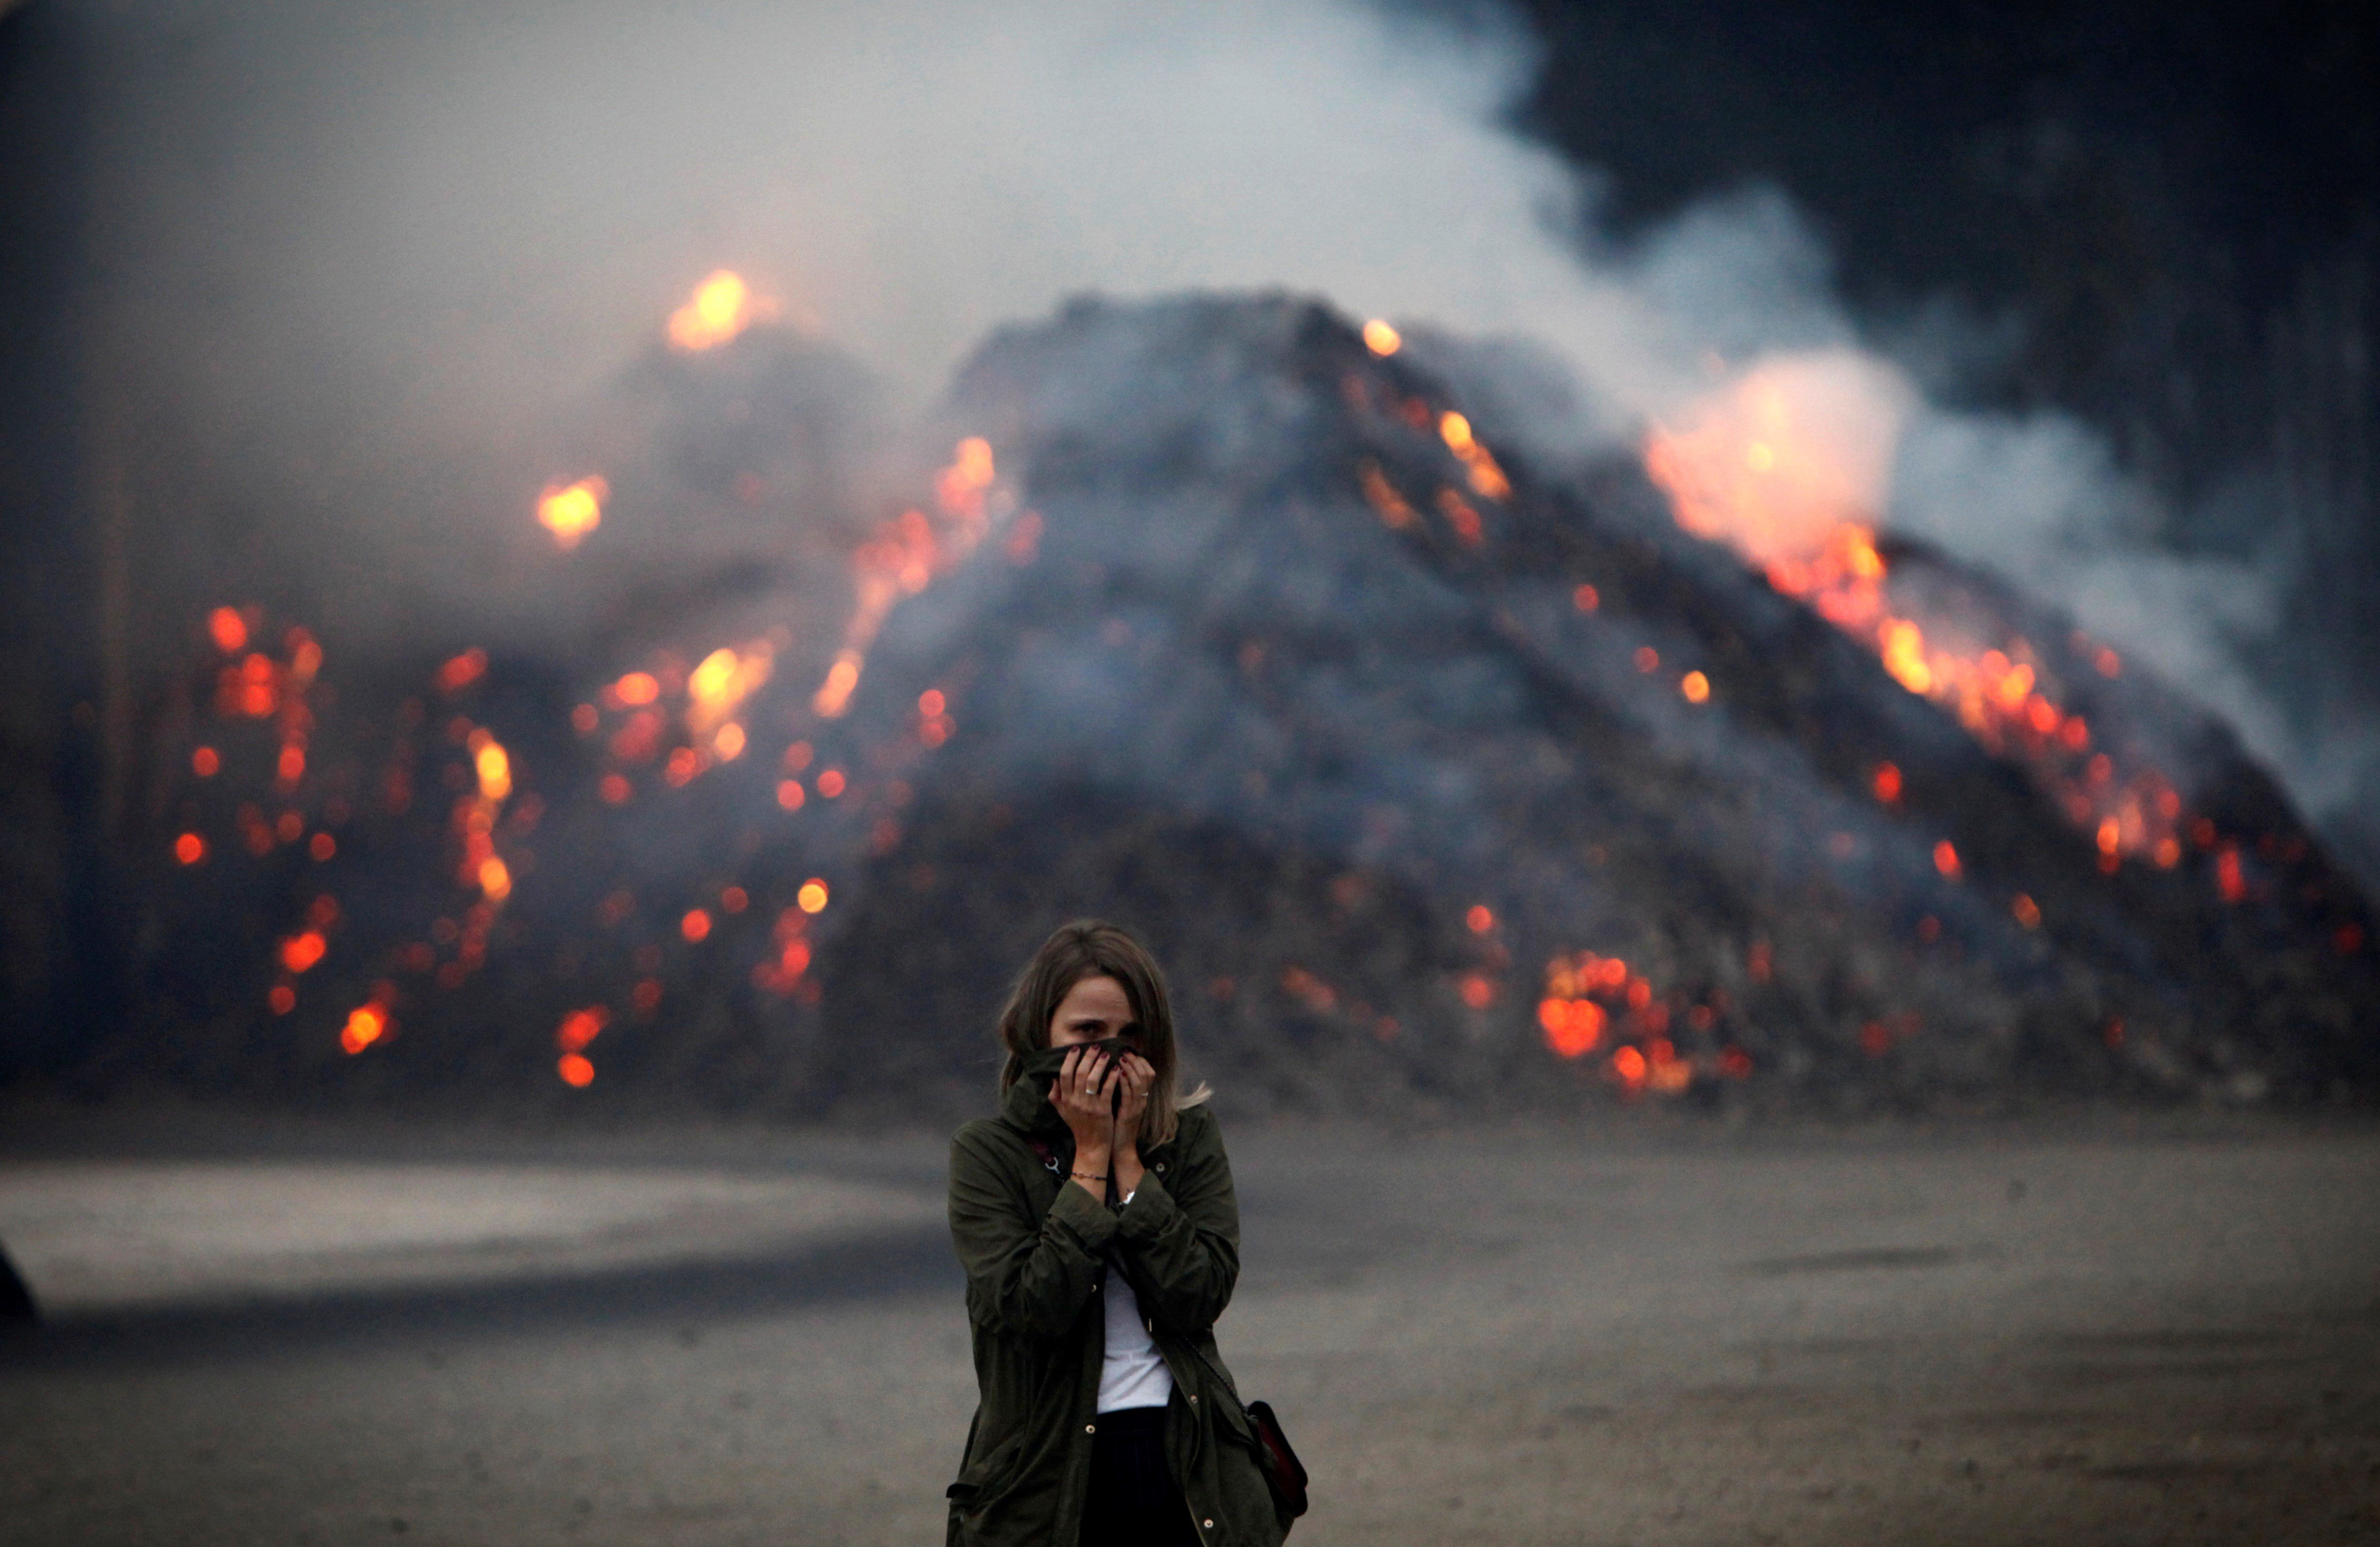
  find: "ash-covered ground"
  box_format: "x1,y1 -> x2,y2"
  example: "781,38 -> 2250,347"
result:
3,1105 -> 2376,1547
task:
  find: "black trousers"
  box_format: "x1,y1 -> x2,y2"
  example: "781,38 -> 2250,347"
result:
1080,1406 -> 1202,1547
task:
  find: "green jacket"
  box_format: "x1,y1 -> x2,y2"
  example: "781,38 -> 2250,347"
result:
946,1048 -> 1290,1547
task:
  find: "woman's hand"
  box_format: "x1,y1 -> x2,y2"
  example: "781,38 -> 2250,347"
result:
1049,1047 -> 1120,1198
1110,1053 -> 1154,1198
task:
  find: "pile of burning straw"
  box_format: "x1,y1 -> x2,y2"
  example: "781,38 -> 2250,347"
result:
109,281 -> 2379,1118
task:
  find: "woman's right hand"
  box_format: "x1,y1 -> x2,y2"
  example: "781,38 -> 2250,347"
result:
1048,1047 -> 1119,1182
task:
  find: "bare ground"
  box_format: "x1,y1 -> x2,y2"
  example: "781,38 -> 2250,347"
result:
2,1105 -> 2377,1546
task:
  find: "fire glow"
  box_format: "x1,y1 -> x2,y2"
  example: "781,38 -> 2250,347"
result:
666,270 -> 776,352
1645,356 -> 2186,872
1538,950 -> 1748,1097
536,476 -> 607,550
813,436 -> 1003,717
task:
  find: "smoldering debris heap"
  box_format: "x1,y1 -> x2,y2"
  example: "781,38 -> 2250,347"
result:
815,295 -> 2378,1115
110,293 -> 2378,1119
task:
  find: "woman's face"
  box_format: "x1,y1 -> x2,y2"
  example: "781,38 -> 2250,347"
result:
1047,974 -> 1140,1049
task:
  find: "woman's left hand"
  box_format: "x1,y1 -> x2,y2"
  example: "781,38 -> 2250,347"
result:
1110,1053 -> 1154,1198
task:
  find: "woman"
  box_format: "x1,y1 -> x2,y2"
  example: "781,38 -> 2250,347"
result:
946,920 -> 1289,1547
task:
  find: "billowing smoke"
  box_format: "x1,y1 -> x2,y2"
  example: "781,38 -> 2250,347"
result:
67,0 -> 2361,882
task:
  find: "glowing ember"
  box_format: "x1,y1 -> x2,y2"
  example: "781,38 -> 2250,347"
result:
1538,995 -> 1607,1058
814,652 -> 862,717
474,740 -> 511,802
1933,840 -> 1962,880
557,1006 -> 609,1052
687,642 -> 772,738
173,833 -> 206,865
338,1002 -> 389,1055
536,476 -> 607,550
453,727 -> 517,908
1872,762 -> 1903,804
436,649 -> 487,694
666,269 -> 776,351
1680,670 -> 1710,703
612,671 -> 660,707
681,908 -> 712,943
1466,904 -> 1495,934
278,931 -> 326,974
557,1053 -> 595,1087
2217,846 -> 2246,903
1280,966 -> 1339,1015
1437,412 -> 1511,501
796,879 -> 829,914
192,746 -> 220,777
208,607 -> 248,653
1362,320 -> 1401,356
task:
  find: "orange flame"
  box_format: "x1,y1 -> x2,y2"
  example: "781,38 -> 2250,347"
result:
278,930 -> 327,974
536,476 -> 607,550
813,439 -> 1003,718
1538,995 -> 1607,1058
455,727 -> 515,906
667,270 -> 776,351
207,607 -> 248,653
556,1007 -> 609,1052
339,1000 -> 389,1055
688,642 -> 772,739
1646,355 -> 2185,869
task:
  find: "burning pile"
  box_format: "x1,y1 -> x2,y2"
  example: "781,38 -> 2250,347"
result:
117,285 -> 2378,1117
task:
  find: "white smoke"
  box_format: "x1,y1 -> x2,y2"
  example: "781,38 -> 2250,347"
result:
71,0 -> 2328,845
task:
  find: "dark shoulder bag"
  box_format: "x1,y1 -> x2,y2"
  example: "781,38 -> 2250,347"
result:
1188,1342 -> 1309,1521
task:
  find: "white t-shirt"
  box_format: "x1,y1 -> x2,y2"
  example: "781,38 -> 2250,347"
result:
1097,1193 -> 1176,1413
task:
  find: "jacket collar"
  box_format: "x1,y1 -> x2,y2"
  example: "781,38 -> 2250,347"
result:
998,1046 -> 1075,1138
